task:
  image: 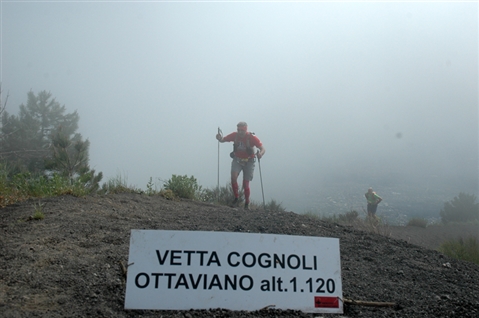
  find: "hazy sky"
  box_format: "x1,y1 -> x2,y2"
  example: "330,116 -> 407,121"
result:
1,1 -> 478,212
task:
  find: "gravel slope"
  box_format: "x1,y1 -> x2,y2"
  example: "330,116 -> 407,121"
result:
1,193 -> 478,317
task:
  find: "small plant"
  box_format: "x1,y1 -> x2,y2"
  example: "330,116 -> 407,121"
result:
196,187 -> 217,203
263,199 -> 286,212
32,201 -> 45,220
320,210 -> 359,224
200,183 -> 244,206
163,175 -> 202,200
100,174 -> 140,194
243,199 -> 285,211
339,210 -> 359,223
335,208 -> 391,236
407,217 -> 428,228
159,189 -> 176,200
303,210 -> 321,219
146,177 -> 159,196
438,236 -> 479,265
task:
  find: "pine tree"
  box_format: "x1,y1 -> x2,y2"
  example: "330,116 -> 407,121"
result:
0,90 -> 102,191
1,90 -> 78,173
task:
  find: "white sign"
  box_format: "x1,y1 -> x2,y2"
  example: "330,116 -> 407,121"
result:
124,230 -> 343,314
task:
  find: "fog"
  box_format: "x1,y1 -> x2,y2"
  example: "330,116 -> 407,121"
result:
2,1 -> 478,218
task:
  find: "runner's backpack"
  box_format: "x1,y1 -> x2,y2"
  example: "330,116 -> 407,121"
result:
230,132 -> 255,158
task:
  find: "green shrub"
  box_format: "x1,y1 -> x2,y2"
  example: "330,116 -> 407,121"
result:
438,236 -> 479,265
440,192 -> 479,223
0,162 -> 93,207
163,175 -> 201,200
0,164 -> 25,207
407,217 -> 428,228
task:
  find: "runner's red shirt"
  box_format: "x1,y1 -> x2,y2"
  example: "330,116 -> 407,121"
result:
223,132 -> 262,159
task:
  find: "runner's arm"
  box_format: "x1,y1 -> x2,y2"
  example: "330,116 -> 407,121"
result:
217,132 -> 235,143
257,146 -> 265,159
375,195 -> 382,204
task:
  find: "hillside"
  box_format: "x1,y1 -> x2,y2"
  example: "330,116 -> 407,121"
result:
1,193 -> 478,317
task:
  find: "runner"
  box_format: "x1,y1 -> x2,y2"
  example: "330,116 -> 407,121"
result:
365,187 -> 382,218
216,122 -> 265,210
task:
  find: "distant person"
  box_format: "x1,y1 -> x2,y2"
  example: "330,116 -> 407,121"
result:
216,122 -> 265,210
365,187 -> 382,218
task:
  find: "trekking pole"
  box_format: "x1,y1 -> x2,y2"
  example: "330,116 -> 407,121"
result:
257,151 -> 265,210
217,127 -> 222,202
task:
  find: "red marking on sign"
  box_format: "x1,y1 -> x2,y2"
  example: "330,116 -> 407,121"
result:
314,296 -> 339,308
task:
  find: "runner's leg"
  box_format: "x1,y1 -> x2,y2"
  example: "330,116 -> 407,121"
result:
243,179 -> 250,204
242,160 -> 255,205
231,171 -> 239,199
230,160 -> 242,200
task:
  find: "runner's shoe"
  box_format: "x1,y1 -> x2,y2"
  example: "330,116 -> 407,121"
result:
244,203 -> 249,210
230,198 -> 239,207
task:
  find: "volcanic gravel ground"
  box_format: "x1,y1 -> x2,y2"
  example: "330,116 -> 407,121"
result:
1,193 -> 478,317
